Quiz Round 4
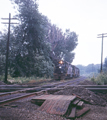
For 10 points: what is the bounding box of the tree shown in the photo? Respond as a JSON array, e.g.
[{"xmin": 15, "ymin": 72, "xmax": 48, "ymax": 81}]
[
  {"xmin": 104, "ymin": 57, "xmax": 107, "ymax": 71},
  {"xmin": 63, "ymin": 30, "xmax": 78, "ymax": 63},
  {"xmin": 76, "ymin": 64, "xmax": 100, "ymax": 76},
  {"xmin": 8, "ymin": 0, "xmax": 54, "ymax": 77},
  {"xmin": 48, "ymin": 26, "xmax": 78, "ymax": 63},
  {"xmin": 0, "ymin": 32, "xmax": 7, "ymax": 75},
  {"xmin": 0, "ymin": 0, "xmax": 78, "ymax": 78},
  {"xmin": 85, "ymin": 64, "xmax": 96, "ymax": 73}
]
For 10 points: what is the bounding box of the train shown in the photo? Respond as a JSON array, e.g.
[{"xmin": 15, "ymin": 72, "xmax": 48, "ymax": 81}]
[{"xmin": 54, "ymin": 60, "xmax": 80, "ymax": 80}]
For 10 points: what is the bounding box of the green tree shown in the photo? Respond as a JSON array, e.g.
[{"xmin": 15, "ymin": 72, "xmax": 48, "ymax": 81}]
[
  {"xmin": 8, "ymin": 0, "xmax": 53, "ymax": 77},
  {"xmin": 64, "ymin": 30, "xmax": 78, "ymax": 63},
  {"xmin": 0, "ymin": 32, "xmax": 7, "ymax": 75},
  {"xmin": 48, "ymin": 26, "xmax": 78, "ymax": 63},
  {"xmin": 0, "ymin": 0, "xmax": 78, "ymax": 78},
  {"xmin": 104, "ymin": 57, "xmax": 107, "ymax": 71}
]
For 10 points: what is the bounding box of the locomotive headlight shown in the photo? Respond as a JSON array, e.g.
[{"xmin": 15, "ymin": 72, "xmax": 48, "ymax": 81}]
[
  {"xmin": 59, "ymin": 60, "xmax": 63, "ymax": 64},
  {"xmin": 59, "ymin": 66, "xmax": 62, "ymax": 69}
]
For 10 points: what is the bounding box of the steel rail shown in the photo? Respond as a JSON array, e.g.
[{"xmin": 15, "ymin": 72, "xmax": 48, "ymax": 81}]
[
  {"xmin": 86, "ymin": 88, "xmax": 107, "ymax": 92},
  {"xmin": 64, "ymin": 85, "xmax": 107, "ymax": 88},
  {"xmin": 0, "ymin": 90, "xmax": 47, "ymax": 106},
  {"xmin": 0, "ymin": 86, "xmax": 43, "ymax": 97},
  {"xmin": 0, "ymin": 76, "xmax": 87, "ymax": 104}
]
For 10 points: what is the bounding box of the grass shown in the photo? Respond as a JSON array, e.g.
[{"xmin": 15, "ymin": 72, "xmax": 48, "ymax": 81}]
[
  {"xmin": 90, "ymin": 72, "xmax": 107, "ymax": 85},
  {"xmin": 0, "ymin": 75, "xmax": 52, "ymax": 84}
]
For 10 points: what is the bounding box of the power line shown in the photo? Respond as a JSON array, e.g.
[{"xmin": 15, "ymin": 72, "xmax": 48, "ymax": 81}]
[
  {"xmin": 1, "ymin": 13, "xmax": 18, "ymax": 83},
  {"xmin": 97, "ymin": 33, "xmax": 107, "ymax": 73}
]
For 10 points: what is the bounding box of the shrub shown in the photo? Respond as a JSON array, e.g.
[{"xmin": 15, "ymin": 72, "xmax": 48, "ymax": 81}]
[{"xmin": 92, "ymin": 72, "xmax": 107, "ymax": 85}]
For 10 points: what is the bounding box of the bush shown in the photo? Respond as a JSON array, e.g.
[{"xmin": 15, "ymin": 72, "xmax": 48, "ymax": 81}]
[
  {"xmin": 91, "ymin": 77, "xmax": 96, "ymax": 82},
  {"xmin": 92, "ymin": 72, "xmax": 107, "ymax": 85}
]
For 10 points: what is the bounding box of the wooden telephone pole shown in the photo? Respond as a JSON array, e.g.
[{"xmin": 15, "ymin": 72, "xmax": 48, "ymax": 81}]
[
  {"xmin": 97, "ymin": 33, "xmax": 107, "ymax": 73},
  {"xmin": 1, "ymin": 13, "xmax": 18, "ymax": 83}
]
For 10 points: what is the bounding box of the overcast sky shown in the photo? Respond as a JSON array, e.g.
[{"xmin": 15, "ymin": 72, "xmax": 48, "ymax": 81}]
[{"xmin": 0, "ymin": 0, "xmax": 107, "ymax": 66}]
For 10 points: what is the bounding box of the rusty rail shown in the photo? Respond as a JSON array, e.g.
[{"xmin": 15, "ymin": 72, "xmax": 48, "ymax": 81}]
[{"xmin": 0, "ymin": 90, "xmax": 47, "ymax": 106}]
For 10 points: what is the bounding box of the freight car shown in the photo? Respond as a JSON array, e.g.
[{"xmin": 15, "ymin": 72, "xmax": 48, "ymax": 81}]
[{"xmin": 54, "ymin": 60, "xmax": 80, "ymax": 80}]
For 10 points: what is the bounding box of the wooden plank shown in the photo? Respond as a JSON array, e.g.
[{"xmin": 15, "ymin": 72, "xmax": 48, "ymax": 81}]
[
  {"xmin": 72, "ymin": 93, "xmax": 91, "ymax": 104},
  {"xmin": 32, "ymin": 95, "xmax": 76, "ymax": 106},
  {"xmin": 68, "ymin": 107, "xmax": 76, "ymax": 118},
  {"xmin": 49, "ymin": 99, "xmax": 71, "ymax": 115},
  {"xmin": 53, "ymin": 95, "xmax": 63, "ymax": 100},
  {"xmin": 49, "ymin": 99, "xmax": 62, "ymax": 114},
  {"xmin": 32, "ymin": 95, "xmax": 76, "ymax": 101},
  {"xmin": 59, "ymin": 95, "xmax": 76, "ymax": 101},
  {"xmin": 46, "ymin": 100, "xmax": 56, "ymax": 113},
  {"xmin": 58, "ymin": 100, "xmax": 69, "ymax": 115},
  {"xmin": 76, "ymin": 107, "xmax": 90, "ymax": 117},
  {"xmin": 38, "ymin": 99, "xmax": 71, "ymax": 115},
  {"xmin": 63, "ymin": 100, "xmax": 72, "ymax": 117},
  {"xmin": 72, "ymin": 99, "xmax": 80, "ymax": 105},
  {"xmin": 77, "ymin": 101, "xmax": 84, "ymax": 108},
  {"xmin": 36, "ymin": 95, "xmax": 77, "ymax": 116},
  {"xmin": 42, "ymin": 100, "xmax": 53, "ymax": 111},
  {"xmin": 47, "ymin": 95, "xmax": 58, "ymax": 99}
]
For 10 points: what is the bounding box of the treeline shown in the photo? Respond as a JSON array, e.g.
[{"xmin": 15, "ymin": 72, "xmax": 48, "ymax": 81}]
[
  {"xmin": 77, "ymin": 57, "xmax": 107, "ymax": 76},
  {"xmin": 76, "ymin": 64, "xmax": 100, "ymax": 76},
  {"xmin": 0, "ymin": 0, "xmax": 78, "ymax": 78}
]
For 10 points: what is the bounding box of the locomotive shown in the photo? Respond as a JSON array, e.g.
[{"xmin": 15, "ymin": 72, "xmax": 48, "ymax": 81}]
[{"xmin": 54, "ymin": 60, "xmax": 80, "ymax": 80}]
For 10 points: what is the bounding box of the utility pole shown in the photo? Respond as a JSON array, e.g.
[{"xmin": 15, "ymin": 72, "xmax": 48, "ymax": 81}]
[
  {"xmin": 97, "ymin": 33, "xmax": 107, "ymax": 73},
  {"xmin": 1, "ymin": 13, "xmax": 18, "ymax": 83}
]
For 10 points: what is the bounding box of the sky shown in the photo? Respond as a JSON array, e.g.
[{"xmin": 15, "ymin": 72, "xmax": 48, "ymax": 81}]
[{"xmin": 0, "ymin": 0, "xmax": 107, "ymax": 66}]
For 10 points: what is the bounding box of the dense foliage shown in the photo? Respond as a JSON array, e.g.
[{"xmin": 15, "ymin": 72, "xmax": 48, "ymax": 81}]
[
  {"xmin": 104, "ymin": 57, "xmax": 107, "ymax": 71},
  {"xmin": 0, "ymin": 32, "xmax": 7, "ymax": 75},
  {"xmin": 48, "ymin": 25, "xmax": 78, "ymax": 63},
  {"xmin": 0, "ymin": 0, "xmax": 78, "ymax": 78},
  {"xmin": 89, "ymin": 57, "xmax": 107, "ymax": 85},
  {"xmin": 92, "ymin": 72, "xmax": 107, "ymax": 85}
]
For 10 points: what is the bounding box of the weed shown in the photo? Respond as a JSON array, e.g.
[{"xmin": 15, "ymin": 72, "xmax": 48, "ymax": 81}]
[
  {"xmin": 90, "ymin": 72, "xmax": 107, "ymax": 85},
  {"xmin": 0, "ymin": 75, "xmax": 52, "ymax": 84}
]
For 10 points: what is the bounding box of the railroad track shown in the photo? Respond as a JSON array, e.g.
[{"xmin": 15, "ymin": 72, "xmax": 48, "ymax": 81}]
[
  {"xmin": 0, "ymin": 77, "xmax": 85, "ymax": 106},
  {"xmin": 0, "ymin": 90, "xmax": 47, "ymax": 106},
  {"xmin": 0, "ymin": 76, "xmax": 86, "ymax": 92},
  {"xmin": 0, "ymin": 76, "xmax": 107, "ymax": 106}
]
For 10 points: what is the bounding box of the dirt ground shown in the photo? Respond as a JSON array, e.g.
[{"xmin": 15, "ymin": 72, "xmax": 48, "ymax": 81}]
[
  {"xmin": 0, "ymin": 80, "xmax": 107, "ymax": 120},
  {"xmin": 0, "ymin": 100, "xmax": 107, "ymax": 120},
  {"xmin": 75, "ymin": 104, "xmax": 107, "ymax": 120},
  {"xmin": 0, "ymin": 98, "xmax": 68, "ymax": 120},
  {"xmin": 54, "ymin": 86, "xmax": 107, "ymax": 106},
  {"xmin": 79, "ymin": 80, "xmax": 97, "ymax": 85}
]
